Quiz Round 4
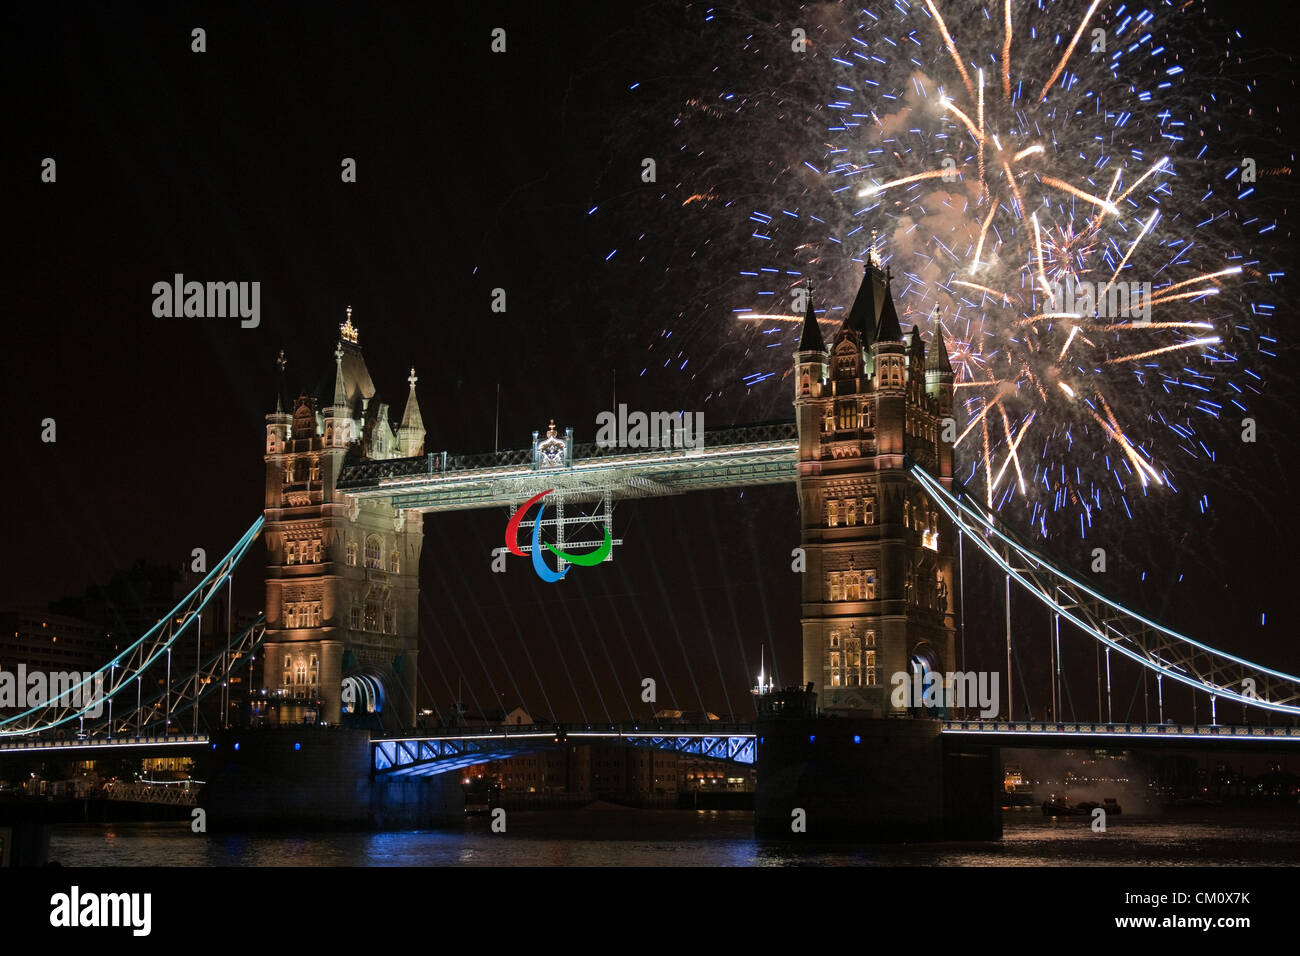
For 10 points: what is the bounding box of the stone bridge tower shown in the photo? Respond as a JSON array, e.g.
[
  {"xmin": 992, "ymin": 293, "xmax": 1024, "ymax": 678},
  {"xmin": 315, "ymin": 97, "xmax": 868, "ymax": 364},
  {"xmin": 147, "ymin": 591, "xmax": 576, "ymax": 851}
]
[
  {"xmin": 261, "ymin": 309, "xmax": 425, "ymax": 730},
  {"xmin": 793, "ymin": 252, "xmax": 957, "ymax": 715}
]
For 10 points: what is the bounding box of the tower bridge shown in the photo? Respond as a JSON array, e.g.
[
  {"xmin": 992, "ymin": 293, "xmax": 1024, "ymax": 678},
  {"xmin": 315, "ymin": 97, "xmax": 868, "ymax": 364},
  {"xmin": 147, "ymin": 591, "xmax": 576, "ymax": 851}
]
[{"xmin": 3, "ymin": 255, "xmax": 1298, "ymax": 835}]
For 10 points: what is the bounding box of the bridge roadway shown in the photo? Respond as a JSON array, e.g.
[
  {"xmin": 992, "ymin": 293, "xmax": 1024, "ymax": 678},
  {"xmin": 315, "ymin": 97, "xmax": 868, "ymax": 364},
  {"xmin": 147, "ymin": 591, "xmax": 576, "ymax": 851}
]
[
  {"xmin": 1, "ymin": 721, "xmax": 1295, "ymax": 769},
  {"xmin": 336, "ymin": 421, "xmax": 800, "ymax": 510}
]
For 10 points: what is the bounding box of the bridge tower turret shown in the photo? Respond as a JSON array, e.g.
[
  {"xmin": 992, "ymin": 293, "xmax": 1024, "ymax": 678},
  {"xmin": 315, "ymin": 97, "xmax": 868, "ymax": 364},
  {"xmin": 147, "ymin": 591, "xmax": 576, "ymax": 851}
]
[
  {"xmin": 261, "ymin": 308, "xmax": 423, "ymax": 731},
  {"xmin": 795, "ymin": 250, "xmax": 956, "ymax": 716}
]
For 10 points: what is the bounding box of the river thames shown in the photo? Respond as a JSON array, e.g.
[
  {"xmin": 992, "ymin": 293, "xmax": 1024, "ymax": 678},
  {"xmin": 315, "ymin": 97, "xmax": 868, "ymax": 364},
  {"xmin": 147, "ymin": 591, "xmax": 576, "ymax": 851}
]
[{"xmin": 46, "ymin": 808, "xmax": 1300, "ymax": 866}]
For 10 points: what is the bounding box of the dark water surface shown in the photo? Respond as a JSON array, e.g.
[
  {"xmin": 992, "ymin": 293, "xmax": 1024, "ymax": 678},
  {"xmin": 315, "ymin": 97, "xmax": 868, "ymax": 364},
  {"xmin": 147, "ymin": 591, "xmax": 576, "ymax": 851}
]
[{"xmin": 47, "ymin": 808, "xmax": 1300, "ymax": 866}]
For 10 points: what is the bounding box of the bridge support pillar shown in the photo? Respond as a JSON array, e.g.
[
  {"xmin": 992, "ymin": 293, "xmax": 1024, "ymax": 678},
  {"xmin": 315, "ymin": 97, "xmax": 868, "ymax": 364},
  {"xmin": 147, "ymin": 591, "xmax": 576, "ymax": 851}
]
[{"xmin": 755, "ymin": 714, "xmax": 1001, "ymax": 841}]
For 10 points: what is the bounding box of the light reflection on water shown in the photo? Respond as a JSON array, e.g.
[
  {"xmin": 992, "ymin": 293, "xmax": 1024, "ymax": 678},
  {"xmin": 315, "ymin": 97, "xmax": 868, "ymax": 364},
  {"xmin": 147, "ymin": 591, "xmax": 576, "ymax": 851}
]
[{"xmin": 49, "ymin": 809, "xmax": 1300, "ymax": 867}]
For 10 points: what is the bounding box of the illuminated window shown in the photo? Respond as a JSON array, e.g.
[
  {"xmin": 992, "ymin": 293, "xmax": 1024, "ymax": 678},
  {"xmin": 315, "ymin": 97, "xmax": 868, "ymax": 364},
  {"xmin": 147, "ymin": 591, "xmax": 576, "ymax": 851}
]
[
  {"xmin": 904, "ymin": 499, "xmax": 911, "ymax": 528},
  {"xmin": 312, "ymin": 539, "xmax": 323, "ymax": 563},
  {"xmin": 864, "ymin": 497, "xmax": 875, "ymax": 525},
  {"xmin": 347, "ymin": 542, "xmax": 358, "ymax": 566},
  {"xmin": 391, "ymin": 550, "xmax": 401, "ymax": 575},
  {"xmin": 829, "ymin": 651, "xmax": 842, "ymax": 687},
  {"xmin": 846, "ymin": 499, "xmax": 857, "ymax": 526},
  {"xmin": 864, "ymin": 571, "xmax": 878, "ymax": 600},
  {"xmin": 309, "ymin": 655, "xmax": 319, "ymax": 686},
  {"xmin": 365, "ymin": 535, "xmax": 383, "ymax": 570},
  {"xmin": 294, "ymin": 658, "xmax": 307, "ymax": 686},
  {"xmin": 286, "ymin": 542, "xmax": 296, "ymax": 566},
  {"xmin": 837, "ymin": 403, "xmax": 858, "ymax": 429},
  {"xmin": 309, "ymin": 459, "xmax": 320, "ymax": 482},
  {"xmin": 827, "ymin": 501, "xmax": 839, "ymax": 528},
  {"xmin": 364, "ymin": 601, "xmax": 380, "ymax": 632},
  {"xmin": 866, "ymin": 650, "xmax": 877, "ymax": 686},
  {"xmin": 844, "ymin": 634, "xmax": 861, "ymax": 686},
  {"xmin": 283, "ymin": 659, "xmax": 292, "ymax": 688},
  {"xmin": 823, "ymin": 408, "xmax": 834, "ymax": 432},
  {"xmin": 844, "ymin": 571, "xmax": 862, "ymax": 601},
  {"xmin": 828, "ymin": 573, "xmax": 842, "ymax": 602}
]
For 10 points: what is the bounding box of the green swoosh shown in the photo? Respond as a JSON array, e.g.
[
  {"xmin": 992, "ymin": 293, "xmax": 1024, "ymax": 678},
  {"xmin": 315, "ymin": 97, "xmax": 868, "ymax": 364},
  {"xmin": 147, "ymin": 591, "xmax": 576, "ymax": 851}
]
[{"xmin": 544, "ymin": 523, "xmax": 613, "ymax": 567}]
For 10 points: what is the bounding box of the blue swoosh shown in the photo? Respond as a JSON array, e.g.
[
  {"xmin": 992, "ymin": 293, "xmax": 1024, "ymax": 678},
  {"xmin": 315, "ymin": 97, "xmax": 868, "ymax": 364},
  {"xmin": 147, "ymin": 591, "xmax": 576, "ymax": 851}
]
[{"xmin": 530, "ymin": 502, "xmax": 569, "ymax": 582}]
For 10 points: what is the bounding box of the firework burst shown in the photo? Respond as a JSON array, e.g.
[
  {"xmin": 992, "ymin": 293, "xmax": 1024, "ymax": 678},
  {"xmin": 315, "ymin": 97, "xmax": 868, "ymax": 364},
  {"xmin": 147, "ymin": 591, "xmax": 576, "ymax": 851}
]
[{"xmin": 653, "ymin": 0, "xmax": 1282, "ymax": 541}]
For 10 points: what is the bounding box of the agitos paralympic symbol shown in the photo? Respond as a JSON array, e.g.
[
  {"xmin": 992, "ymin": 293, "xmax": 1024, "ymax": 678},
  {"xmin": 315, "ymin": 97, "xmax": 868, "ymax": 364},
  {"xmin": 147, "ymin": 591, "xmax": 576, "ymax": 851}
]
[{"xmin": 504, "ymin": 489, "xmax": 612, "ymax": 582}]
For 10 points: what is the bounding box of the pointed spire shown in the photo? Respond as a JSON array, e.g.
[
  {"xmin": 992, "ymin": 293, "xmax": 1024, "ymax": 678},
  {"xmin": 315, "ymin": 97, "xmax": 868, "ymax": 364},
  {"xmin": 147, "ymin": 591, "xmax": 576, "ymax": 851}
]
[
  {"xmin": 797, "ymin": 281, "xmax": 825, "ymax": 352},
  {"xmin": 846, "ymin": 263, "xmax": 879, "ymax": 347},
  {"xmin": 926, "ymin": 312, "xmax": 953, "ymax": 373},
  {"xmin": 400, "ymin": 368, "xmax": 424, "ymax": 431},
  {"xmin": 331, "ymin": 341, "xmax": 348, "ymax": 409},
  {"xmin": 874, "ymin": 269, "xmax": 903, "ymax": 343},
  {"xmin": 274, "ymin": 349, "xmax": 289, "ymax": 413}
]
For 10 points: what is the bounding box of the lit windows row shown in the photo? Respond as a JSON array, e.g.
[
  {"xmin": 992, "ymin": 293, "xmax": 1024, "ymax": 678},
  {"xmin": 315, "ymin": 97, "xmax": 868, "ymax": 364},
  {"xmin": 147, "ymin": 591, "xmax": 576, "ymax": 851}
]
[
  {"xmin": 903, "ymin": 500, "xmax": 938, "ymax": 532},
  {"xmin": 826, "ymin": 497, "xmax": 874, "ymax": 528},
  {"xmin": 284, "ymin": 459, "xmax": 321, "ymax": 484},
  {"xmin": 908, "ymin": 417, "xmax": 938, "ymax": 444},
  {"xmin": 822, "ymin": 404, "xmax": 875, "ymax": 432},
  {"xmin": 828, "ymin": 629, "xmax": 876, "ymax": 687},
  {"xmin": 282, "ymin": 654, "xmax": 320, "ymax": 691},
  {"xmin": 346, "ymin": 535, "xmax": 401, "ymax": 573},
  {"xmin": 828, "ymin": 570, "xmax": 877, "ymax": 601},
  {"xmin": 348, "ymin": 603, "xmax": 396, "ymax": 634},
  {"xmin": 286, "ymin": 539, "xmax": 323, "ymax": 565},
  {"xmin": 283, "ymin": 601, "xmax": 322, "ymax": 629}
]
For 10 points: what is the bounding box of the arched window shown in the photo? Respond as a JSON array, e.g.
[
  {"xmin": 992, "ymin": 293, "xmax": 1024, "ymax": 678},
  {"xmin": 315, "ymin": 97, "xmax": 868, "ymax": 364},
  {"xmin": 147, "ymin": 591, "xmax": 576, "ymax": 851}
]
[
  {"xmin": 309, "ymin": 655, "xmax": 319, "ymax": 687},
  {"xmin": 865, "ymin": 650, "xmax": 877, "ymax": 686},
  {"xmin": 309, "ymin": 459, "xmax": 321, "ymax": 482},
  {"xmin": 864, "ymin": 498, "xmax": 875, "ymax": 525},
  {"xmin": 282, "ymin": 658, "xmax": 292, "ymax": 688},
  {"xmin": 346, "ymin": 542, "xmax": 358, "ymax": 566},
  {"xmin": 827, "ymin": 501, "xmax": 839, "ymax": 528},
  {"xmin": 365, "ymin": 535, "xmax": 383, "ymax": 570},
  {"xmin": 312, "ymin": 539, "xmax": 323, "ymax": 563},
  {"xmin": 391, "ymin": 550, "xmax": 401, "ymax": 575},
  {"xmin": 864, "ymin": 571, "xmax": 878, "ymax": 600},
  {"xmin": 828, "ymin": 573, "xmax": 842, "ymax": 602},
  {"xmin": 286, "ymin": 542, "xmax": 297, "ymax": 566},
  {"xmin": 846, "ymin": 499, "xmax": 857, "ymax": 526},
  {"xmin": 294, "ymin": 658, "xmax": 307, "ymax": 685}
]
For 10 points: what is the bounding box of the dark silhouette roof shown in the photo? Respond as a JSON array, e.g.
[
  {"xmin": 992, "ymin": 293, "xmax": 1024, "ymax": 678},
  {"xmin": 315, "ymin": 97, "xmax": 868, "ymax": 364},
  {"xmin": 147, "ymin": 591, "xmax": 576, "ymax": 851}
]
[
  {"xmin": 797, "ymin": 286, "xmax": 825, "ymax": 352},
  {"xmin": 875, "ymin": 280, "xmax": 903, "ymax": 343},
  {"xmin": 926, "ymin": 325, "xmax": 954, "ymax": 373}
]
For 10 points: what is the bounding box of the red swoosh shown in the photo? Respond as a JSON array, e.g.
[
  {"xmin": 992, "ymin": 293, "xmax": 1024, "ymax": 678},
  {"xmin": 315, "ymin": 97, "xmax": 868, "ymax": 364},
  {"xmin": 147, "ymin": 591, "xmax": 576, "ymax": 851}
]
[{"xmin": 505, "ymin": 489, "xmax": 553, "ymax": 557}]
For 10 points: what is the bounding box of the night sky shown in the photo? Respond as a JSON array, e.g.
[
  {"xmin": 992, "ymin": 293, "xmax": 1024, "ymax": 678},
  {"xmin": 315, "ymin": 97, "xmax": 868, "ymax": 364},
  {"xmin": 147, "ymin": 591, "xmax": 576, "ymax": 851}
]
[{"xmin": 4, "ymin": 1, "xmax": 1297, "ymax": 725}]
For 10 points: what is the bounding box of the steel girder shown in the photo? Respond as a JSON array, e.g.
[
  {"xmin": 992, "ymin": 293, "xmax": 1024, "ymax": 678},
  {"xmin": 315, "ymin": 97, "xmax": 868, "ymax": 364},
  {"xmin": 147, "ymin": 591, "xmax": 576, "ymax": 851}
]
[
  {"xmin": 371, "ymin": 725, "xmax": 759, "ymax": 777},
  {"xmin": 910, "ymin": 463, "xmax": 1300, "ymax": 716},
  {"xmin": 0, "ymin": 518, "xmax": 265, "ymax": 737}
]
